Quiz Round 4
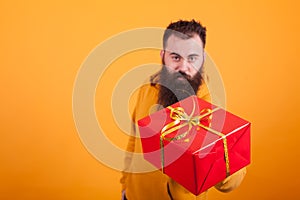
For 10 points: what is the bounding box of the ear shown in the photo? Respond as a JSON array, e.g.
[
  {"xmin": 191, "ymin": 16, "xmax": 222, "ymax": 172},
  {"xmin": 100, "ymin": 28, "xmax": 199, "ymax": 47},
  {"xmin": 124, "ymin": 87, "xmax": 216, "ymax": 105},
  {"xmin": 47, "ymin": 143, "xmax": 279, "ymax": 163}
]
[
  {"xmin": 203, "ymin": 51, "xmax": 206, "ymax": 61},
  {"xmin": 160, "ymin": 50, "xmax": 165, "ymax": 59}
]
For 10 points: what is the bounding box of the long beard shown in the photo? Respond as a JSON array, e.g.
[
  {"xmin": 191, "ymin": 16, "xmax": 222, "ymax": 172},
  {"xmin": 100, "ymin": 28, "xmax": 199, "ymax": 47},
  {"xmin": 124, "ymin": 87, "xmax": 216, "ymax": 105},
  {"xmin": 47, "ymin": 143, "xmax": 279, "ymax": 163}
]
[{"xmin": 157, "ymin": 65, "xmax": 203, "ymax": 108}]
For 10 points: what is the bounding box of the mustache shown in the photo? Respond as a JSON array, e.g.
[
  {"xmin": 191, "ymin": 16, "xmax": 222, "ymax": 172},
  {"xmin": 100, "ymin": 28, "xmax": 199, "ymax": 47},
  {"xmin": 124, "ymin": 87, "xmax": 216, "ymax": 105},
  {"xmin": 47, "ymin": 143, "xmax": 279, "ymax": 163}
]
[
  {"xmin": 179, "ymin": 71, "xmax": 190, "ymax": 78},
  {"xmin": 173, "ymin": 71, "xmax": 192, "ymax": 80}
]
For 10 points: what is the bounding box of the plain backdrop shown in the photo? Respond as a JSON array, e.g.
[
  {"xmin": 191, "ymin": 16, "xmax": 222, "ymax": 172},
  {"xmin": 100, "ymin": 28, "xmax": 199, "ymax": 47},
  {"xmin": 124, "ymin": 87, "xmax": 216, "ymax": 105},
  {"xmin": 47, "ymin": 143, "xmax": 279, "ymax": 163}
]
[{"xmin": 1, "ymin": 0, "xmax": 300, "ymax": 199}]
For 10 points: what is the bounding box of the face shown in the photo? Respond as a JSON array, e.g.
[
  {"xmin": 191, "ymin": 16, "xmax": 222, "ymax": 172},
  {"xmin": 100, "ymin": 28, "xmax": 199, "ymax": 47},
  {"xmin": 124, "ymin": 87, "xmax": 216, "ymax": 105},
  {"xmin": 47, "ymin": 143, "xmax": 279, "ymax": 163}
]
[
  {"xmin": 161, "ymin": 34, "xmax": 205, "ymax": 80},
  {"xmin": 157, "ymin": 34, "xmax": 205, "ymax": 108}
]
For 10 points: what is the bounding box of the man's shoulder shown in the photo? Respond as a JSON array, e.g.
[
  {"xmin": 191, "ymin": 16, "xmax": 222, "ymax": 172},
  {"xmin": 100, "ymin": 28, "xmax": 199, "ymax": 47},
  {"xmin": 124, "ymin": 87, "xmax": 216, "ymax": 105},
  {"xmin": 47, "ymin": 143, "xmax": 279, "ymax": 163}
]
[
  {"xmin": 197, "ymin": 82, "xmax": 211, "ymax": 102},
  {"xmin": 137, "ymin": 72, "xmax": 160, "ymax": 96},
  {"xmin": 137, "ymin": 82, "xmax": 159, "ymax": 101},
  {"xmin": 133, "ymin": 75, "xmax": 160, "ymax": 120}
]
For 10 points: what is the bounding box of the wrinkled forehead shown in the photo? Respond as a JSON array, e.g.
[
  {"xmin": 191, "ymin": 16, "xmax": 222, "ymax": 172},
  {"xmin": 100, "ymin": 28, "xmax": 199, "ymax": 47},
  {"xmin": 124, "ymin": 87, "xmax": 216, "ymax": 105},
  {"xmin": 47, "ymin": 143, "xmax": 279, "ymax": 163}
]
[{"xmin": 164, "ymin": 34, "xmax": 204, "ymax": 57}]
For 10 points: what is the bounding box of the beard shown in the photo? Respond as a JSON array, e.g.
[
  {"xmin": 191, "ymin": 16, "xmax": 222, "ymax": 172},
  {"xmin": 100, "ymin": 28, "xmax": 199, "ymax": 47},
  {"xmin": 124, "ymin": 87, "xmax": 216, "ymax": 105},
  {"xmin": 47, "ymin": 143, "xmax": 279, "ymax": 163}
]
[{"xmin": 157, "ymin": 62, "xmax": 203, "ymax": 108}]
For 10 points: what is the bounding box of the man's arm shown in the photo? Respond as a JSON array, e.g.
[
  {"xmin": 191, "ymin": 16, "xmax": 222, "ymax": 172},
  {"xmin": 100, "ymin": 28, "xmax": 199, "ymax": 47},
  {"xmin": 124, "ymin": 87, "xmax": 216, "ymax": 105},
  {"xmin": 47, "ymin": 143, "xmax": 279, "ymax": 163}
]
[
  {"xmin": 168, "ymin": 178, "xmax": 208, "ymax": 200},
  {"xmin": 120, "ymin": 109, "xmax": 137, "ymax": 191}
]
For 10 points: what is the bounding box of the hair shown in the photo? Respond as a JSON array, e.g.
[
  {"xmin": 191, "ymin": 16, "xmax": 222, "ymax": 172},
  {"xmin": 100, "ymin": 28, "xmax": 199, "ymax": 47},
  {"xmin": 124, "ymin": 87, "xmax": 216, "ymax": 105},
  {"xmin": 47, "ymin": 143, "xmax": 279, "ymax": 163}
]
[{"xmin": 163, "ymin": 19, "xmax": 207, "ymax": 49}]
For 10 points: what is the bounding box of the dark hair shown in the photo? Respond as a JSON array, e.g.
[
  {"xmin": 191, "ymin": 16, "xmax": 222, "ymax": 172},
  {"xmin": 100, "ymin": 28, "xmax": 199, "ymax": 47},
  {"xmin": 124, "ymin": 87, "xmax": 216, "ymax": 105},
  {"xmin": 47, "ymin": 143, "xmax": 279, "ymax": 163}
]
[{"xmin": 163, "ymin": 19, "xmax": 207, "ymax": 49}]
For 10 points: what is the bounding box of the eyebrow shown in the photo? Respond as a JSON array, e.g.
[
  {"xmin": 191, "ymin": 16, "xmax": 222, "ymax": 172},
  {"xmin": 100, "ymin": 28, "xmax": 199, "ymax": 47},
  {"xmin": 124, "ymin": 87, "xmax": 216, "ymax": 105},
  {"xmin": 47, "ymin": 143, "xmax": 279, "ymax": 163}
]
[
  {"xmin": 188, "ymin": 54, "xmax": 200, "ymax": 57},
  {"xmin": 169, "ymin": 52, "xmax": 181, "ymax": 57},
  {"xmin": 169, "ymin": 52, "xmax": 200, "ymax": 57}
]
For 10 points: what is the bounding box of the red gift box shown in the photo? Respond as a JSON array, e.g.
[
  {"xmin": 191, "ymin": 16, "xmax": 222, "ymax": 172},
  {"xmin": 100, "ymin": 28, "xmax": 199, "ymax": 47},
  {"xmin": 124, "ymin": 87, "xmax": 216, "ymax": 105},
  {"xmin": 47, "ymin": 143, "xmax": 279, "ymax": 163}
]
[{"xmin": 138, "ymin": 95, "xmax": 251, "ymax": 195}]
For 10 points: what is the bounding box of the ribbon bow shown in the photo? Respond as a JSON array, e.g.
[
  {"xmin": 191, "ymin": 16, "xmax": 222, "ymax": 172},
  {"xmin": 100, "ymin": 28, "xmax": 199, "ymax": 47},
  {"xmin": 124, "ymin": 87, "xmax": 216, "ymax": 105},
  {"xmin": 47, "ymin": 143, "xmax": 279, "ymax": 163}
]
[{"xmin": 160, "ymin": 103, "xmax": 230, "ymax": 177}]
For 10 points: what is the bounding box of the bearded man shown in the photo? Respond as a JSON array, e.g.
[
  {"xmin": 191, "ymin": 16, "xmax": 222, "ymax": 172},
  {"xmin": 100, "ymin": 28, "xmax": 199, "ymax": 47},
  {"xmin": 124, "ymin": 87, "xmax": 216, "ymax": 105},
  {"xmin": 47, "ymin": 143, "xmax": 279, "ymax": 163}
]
[{"xmin": 120, "ymin": 19, "xmax": 246, "ymax": 200}]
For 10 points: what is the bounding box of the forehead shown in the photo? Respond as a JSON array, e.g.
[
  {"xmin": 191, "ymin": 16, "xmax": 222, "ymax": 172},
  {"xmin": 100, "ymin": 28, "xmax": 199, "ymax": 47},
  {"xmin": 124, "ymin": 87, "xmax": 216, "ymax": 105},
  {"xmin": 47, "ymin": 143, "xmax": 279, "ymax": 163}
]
[{"xmin": 165, "ymin": 34, "xmax": 204, "ymax": 56}]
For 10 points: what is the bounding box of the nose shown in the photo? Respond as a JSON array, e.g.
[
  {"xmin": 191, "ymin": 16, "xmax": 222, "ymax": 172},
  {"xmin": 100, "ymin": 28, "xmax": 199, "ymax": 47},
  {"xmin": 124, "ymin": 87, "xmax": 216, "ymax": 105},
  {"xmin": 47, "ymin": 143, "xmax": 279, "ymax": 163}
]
[{"xmin": 178, "ymin": 59, "xmax": 189, "ymax": 72}]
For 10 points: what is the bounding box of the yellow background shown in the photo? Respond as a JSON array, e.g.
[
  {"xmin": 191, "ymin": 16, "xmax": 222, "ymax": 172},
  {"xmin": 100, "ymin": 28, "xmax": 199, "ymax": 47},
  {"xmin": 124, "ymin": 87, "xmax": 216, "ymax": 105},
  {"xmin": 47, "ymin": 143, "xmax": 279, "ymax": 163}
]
[{"xmin": 1, "ymin": 0, "xmax": 300, "ymax": 199}]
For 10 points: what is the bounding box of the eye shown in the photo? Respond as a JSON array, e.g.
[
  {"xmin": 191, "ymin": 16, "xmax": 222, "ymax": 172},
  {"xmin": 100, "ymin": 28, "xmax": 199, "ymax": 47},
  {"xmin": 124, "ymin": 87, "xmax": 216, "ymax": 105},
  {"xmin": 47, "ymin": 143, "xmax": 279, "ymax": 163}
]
[
  {"xmin": 171, "ymin": 55, "xmax": 181, "ymax": 62},
  {"xmin": 188, "ymin": 56, "xmax": 197, "ymax": 62}
]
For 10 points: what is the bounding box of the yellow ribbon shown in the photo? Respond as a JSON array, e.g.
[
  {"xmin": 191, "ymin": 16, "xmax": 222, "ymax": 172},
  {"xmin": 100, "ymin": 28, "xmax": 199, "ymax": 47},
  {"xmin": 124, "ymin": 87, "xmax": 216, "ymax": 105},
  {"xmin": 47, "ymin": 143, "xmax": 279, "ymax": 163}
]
[{"xmin": 160, "ymin": 104, "xmax": 230, "ymax": 177}]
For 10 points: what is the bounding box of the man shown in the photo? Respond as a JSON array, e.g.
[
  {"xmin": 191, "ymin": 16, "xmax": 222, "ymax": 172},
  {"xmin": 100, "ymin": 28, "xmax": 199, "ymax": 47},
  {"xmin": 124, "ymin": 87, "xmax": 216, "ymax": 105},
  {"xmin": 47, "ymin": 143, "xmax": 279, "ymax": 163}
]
[{"xmin": 120, "ymin": 19, "xmax": 246, "ymax": 200}]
